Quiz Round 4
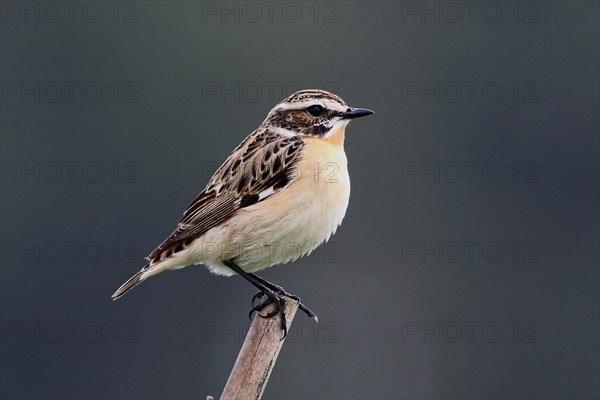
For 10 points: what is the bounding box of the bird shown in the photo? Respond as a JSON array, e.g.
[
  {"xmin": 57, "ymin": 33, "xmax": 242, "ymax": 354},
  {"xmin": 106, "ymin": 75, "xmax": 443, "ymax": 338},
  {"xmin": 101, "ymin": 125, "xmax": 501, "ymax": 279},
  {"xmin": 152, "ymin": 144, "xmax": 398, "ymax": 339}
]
[{"xmin": 111, "ymin": 89, "xmax": 373, "ymax": 335}]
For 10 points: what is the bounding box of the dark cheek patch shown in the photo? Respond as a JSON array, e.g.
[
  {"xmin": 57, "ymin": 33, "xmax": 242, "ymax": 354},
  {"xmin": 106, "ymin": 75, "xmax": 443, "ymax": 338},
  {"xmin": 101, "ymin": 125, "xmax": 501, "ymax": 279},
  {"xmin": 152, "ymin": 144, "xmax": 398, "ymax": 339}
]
[
  {"xmin": 306, "ymin": 123, "xmax": 331, "ymax": 136},
  {"xmin": 283, "ymin": 111, "xmax": 313, "ymax": 130}
]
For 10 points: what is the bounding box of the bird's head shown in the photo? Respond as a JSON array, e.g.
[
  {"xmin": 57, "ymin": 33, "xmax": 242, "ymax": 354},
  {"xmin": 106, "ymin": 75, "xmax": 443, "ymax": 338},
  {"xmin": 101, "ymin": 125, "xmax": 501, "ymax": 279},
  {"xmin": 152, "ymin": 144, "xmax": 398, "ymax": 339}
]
[{"xmin": 262, "ymin": 89, "xmax": 373, "ymax": 140}]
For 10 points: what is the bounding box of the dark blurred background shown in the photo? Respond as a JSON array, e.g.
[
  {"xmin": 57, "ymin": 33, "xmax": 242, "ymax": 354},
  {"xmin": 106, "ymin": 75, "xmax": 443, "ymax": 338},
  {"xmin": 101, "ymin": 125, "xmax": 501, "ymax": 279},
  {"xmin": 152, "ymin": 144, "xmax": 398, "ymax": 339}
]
[{"xmin": 1, "ymin": 1, "xmax": 598, "ymax": 399}]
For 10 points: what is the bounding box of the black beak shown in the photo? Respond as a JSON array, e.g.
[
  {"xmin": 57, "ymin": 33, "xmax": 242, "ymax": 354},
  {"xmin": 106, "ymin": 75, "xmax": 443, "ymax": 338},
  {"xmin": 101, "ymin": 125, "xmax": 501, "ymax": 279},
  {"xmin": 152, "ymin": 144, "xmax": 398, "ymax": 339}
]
[{"xmin": 339, "ymin": 107, "xmax": 374, "ymax": 119}]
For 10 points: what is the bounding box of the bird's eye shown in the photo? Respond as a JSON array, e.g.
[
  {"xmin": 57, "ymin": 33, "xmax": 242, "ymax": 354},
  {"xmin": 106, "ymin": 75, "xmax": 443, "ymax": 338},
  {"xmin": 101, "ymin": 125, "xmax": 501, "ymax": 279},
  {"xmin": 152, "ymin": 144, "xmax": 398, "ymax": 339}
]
[{"xmin": 306, "ymin": 105, "xmax": 324, "ymax": 117}]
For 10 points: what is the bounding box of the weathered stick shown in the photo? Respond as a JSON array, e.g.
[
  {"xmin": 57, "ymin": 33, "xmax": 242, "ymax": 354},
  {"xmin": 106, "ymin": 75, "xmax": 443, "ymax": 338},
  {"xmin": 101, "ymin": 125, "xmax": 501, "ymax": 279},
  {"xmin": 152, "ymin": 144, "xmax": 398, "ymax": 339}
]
[{"xmin": 219, "ymin": 298, "xmax": 299, "ymax": 400}]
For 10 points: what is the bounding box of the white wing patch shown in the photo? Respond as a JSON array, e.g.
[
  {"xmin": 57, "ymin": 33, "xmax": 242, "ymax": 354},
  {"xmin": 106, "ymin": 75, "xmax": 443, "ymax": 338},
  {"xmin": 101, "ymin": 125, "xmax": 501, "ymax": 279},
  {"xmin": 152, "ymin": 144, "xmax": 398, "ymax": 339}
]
[{"xmin": 258, "ymin": 186, "xmax": 275, "ymax": 201}]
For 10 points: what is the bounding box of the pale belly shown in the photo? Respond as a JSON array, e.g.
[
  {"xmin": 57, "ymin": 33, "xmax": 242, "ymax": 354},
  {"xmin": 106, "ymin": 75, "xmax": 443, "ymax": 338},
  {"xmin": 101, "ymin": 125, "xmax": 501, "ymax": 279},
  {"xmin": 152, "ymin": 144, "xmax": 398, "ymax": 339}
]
[{"xmin": 202, "ymin": 145, "xmax": 351, "ymax": 275}]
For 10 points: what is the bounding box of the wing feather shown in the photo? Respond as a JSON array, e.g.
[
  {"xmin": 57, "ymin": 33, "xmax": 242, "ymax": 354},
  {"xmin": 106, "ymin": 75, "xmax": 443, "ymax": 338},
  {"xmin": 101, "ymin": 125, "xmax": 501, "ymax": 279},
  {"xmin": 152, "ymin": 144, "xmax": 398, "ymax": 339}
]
[{"xmin": 146, "ymin": 130, "xmax": 304, "ymax": 263}]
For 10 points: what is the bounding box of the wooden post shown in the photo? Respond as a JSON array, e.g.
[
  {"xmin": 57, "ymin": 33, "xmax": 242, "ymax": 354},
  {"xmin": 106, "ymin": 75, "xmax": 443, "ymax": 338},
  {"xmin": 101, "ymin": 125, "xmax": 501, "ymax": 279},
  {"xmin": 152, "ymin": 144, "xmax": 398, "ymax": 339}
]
[{"xmin": 218, "ymin": 298, "xmax": 299, "ymax": 400}]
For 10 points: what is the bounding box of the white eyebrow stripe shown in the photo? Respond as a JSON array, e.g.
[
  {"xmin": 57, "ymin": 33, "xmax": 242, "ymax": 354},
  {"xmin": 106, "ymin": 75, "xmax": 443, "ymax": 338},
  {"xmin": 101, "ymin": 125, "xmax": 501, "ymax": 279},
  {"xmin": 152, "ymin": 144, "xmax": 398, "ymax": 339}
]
[
  {"xmin": 275, "ymin": 101, "xmax": 312, "ymax": 110},
  {"xmin": 274, "ymin": 99, "xmax": 347, "ymax": 112}
]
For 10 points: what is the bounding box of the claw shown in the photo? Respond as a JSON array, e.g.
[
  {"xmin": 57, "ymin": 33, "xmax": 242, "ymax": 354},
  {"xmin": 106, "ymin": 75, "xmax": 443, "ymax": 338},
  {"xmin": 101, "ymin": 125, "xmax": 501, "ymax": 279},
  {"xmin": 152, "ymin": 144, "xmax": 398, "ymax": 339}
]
[
  {"xmin": 248, "ymin": 295, "xmax": 270, "ymax": 319},
  {"xmin": 248, "ymin": 307, "xmax": 256, "ymax": 320},
  {"xmin": 251, "ymin": 291, "xmax": 264, "ymax": 306}
]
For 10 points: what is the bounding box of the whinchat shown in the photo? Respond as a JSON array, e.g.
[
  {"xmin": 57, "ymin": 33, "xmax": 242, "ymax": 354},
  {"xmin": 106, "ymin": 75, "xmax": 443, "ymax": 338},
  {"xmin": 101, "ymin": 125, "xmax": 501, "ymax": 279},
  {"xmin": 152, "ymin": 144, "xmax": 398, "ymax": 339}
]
[{"xmin": 112, "ymin": 89, "xmax": 373, "ymax": 333}]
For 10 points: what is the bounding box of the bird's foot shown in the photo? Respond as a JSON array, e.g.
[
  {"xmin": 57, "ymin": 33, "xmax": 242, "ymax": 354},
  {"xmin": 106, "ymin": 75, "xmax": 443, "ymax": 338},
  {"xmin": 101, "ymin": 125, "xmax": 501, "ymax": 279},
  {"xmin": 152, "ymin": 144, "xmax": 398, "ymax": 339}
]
[
  {"xmin": 252, "ymin": 288, "xmax": 318, "ymax": 324},
  {"xmin": 249, "ymin": 290, "xmax": 289, "ymax": 338}
]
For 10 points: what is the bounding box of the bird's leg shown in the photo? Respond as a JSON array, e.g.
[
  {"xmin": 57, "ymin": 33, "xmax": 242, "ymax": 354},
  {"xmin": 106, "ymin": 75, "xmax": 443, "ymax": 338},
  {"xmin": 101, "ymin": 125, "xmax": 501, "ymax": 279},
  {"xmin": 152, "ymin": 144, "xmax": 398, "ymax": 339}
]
[
  {"xmin": 249, "ymin": 273, "xmax": 318, "ymax": 323},
  {"xmin": 223, "ymin": 259, "xmax": 289, "ymax": 337}
]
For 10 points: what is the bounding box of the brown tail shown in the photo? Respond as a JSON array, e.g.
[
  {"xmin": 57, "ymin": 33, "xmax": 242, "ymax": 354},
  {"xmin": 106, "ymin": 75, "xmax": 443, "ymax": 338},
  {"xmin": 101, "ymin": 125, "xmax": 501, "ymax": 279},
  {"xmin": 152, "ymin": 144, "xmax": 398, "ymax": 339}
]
[{"xmin": 111, "ymin": 266, "xmax": 148, "ymax": 300}]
